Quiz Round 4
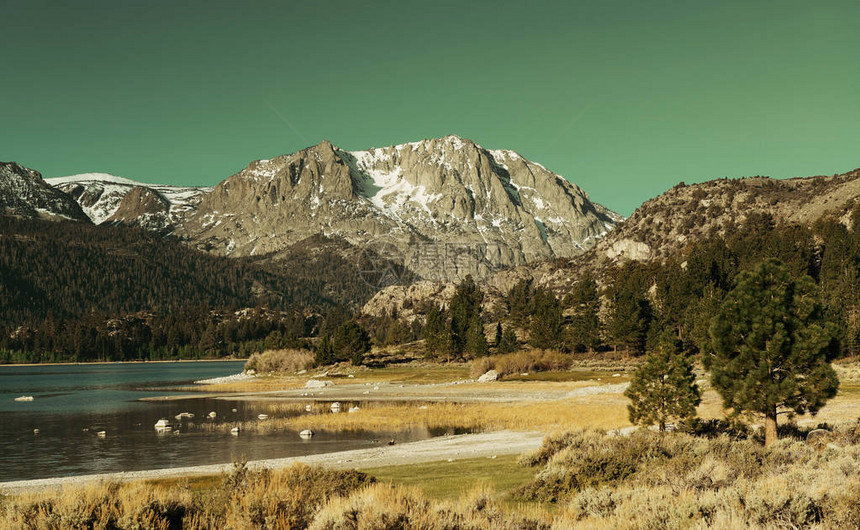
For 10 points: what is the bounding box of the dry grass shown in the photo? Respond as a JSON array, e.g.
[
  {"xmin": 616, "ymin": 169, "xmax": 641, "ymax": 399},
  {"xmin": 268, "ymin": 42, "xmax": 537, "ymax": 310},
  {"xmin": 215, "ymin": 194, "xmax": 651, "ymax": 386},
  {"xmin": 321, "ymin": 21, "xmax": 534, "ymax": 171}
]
[
  {"xmin": 244, "ymin": 349, "xmax": 314, "ymax": 374},
  {"xmin": 309, "ymin": 483, "xmax": 552, "ymax": 530},
  {"xmin": 471, "ymin": 349, "xmax": 574, "ymax": 378},
  {"xmin": 0, "ymin": 463, "xmax": 373, "ymax": 529},
  {"xmin": 202, "ymin": 394, "xmax": 632, "ymax": 435}
]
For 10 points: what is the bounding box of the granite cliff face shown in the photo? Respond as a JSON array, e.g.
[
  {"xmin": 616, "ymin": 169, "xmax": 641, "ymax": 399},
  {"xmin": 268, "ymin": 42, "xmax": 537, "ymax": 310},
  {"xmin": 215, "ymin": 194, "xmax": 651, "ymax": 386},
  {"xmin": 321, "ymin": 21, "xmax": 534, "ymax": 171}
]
[
  {"xmin": 47, "ymin": 174, "xmax": 211, "ymax": 232},
  {"xmin": 176, "ymin": 135, "xmax": 620, "ymax": 281},
  {"xmin": 0, "ymin": 162, "xmax": 89, "ymax": 221}
]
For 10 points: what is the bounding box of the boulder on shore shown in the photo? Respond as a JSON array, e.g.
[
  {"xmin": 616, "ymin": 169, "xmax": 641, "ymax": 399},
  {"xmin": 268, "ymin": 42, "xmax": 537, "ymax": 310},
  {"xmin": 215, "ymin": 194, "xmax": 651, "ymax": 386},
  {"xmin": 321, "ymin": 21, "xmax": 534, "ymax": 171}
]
[
  {"xmin": 305, "ymin": 379, "xmax": 334, "ymax": 389},
  {"xmin": 477, "ymin": 370, "xmax": 499, "ymax": 383}
]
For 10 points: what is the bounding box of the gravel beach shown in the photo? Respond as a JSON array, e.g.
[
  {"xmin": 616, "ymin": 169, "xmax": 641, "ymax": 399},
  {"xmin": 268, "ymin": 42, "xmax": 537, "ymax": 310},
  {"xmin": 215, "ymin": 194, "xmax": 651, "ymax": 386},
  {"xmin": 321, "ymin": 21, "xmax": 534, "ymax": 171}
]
[{"xmin": 0, "ymin": 430, "xmax": 543, "ymax": 495}]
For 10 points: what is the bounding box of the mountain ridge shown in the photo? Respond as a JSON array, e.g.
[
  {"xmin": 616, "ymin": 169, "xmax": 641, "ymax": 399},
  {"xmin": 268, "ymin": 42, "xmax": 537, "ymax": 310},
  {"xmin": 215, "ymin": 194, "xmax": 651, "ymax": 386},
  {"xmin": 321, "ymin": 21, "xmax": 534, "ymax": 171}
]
[{"xmin": 175, "ymin": 135, "xmax": 620, "ymax": 281}]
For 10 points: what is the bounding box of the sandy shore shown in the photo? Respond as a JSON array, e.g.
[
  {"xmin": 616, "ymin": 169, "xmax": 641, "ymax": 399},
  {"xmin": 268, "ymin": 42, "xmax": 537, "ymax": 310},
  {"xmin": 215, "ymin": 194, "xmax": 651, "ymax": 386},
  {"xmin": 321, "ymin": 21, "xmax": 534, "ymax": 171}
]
[
  {"xmin": 143, "ymin": 379, "xmax": 630, "ymax": 404},
  {"xmin": 0, "ymin": 430, "xmax": 543, "ymax": 495}
]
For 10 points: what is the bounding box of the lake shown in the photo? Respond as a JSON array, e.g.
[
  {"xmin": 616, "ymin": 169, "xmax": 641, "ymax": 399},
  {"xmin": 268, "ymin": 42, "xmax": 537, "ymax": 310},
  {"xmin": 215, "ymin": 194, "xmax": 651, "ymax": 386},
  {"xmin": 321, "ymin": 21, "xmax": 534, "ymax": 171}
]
[{"xmin": 0, "ymin": 362, "xmax": 431, "ymax": 482}]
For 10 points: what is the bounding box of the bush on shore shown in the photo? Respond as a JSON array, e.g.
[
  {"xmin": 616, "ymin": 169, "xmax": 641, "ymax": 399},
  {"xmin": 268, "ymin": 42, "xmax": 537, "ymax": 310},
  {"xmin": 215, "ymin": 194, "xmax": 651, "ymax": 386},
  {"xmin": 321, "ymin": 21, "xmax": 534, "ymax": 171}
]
[
  {"xmin": 244, "ymin": 349, "xmax": 314, "ymax": 373},
  {"xmin": 471, "ymin": 349, "xmax": 572, "ymax": 378},
  {"xmin": 519, "ymin": 425, "xmax": 860, "ymax": 528},
  {"xmin": 0, "ymin": 462, "xmax": 373, "ymax": 529}
]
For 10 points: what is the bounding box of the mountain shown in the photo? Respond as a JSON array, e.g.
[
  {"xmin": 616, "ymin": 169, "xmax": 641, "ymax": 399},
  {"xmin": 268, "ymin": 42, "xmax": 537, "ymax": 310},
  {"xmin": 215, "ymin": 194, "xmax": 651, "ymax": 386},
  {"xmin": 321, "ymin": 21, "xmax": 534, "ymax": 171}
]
[
  {"xmin": 490, "ymin": 167, "xmax": 860, "ymax": 294},
  {"xmin": 0, "ymin": 162, "xmax": 89, "ymax": 221},
  {"xmin": 589, "ymin": 168, "xmax": 860, "ymax": 265},
  {"xmin": 176, "ymin": 135, "xmax": 620, "ymax": 281},
  {"xmin": 46, "ymin": 173, "xmax": 211, "ymax": 232},
  {"xmin": 362, "ymin": 166, "xmax": 860, "ymax": 321}
]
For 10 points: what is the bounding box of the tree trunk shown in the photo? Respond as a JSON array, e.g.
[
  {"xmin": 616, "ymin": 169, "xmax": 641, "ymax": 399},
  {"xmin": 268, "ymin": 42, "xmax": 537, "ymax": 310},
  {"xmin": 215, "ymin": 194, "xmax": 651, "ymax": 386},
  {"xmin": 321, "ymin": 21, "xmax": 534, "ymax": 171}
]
[{"xmin": 764, "ymin": 409, "xmax": 778, "ymax": 447}]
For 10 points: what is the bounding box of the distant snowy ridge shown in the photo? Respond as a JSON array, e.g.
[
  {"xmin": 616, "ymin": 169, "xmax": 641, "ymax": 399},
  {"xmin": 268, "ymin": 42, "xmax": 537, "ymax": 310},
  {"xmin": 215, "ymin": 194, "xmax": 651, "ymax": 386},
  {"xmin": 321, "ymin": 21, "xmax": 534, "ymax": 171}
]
[{"xmin": 48, "ymin": 173, "xmax": 212, "ymax": 228}]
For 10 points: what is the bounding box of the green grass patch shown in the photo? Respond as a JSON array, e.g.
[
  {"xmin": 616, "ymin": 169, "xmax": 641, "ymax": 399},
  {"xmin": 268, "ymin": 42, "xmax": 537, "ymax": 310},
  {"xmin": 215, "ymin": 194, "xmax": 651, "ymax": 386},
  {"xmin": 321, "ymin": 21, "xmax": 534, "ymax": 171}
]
[{"xmin": 361, "ymin": 454, "xmax": 537, "ymax": 501}]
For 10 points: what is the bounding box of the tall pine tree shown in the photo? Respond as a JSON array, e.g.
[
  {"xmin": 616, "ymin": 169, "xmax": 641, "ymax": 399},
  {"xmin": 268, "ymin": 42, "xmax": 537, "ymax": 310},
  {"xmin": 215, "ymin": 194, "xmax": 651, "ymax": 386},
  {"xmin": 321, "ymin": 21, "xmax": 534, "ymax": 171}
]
[{"xmin": 708, "ymin": 259, "xmax": 839, "ymax": 446}]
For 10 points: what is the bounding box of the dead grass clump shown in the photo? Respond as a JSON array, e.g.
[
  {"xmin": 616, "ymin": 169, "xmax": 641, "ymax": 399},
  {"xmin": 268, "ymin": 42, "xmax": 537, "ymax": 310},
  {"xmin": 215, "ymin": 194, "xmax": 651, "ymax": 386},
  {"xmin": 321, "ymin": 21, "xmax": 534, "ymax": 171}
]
[
  {"xmin": 244, "ymin": 349, "xmax": 314, "ymax": 374},
  {"xmin": 0, "ymin": 481, "xmax": 191, "ymax": 529},
  {"xmin": 471, "ymin": 350, "xmax": 573, "ymax": 378},
  {"xmin": 309, "ymin": 483, "xmax": 551, "ymax": 530},
  {"xmin": 0, "ymin": 462, "xmax": 373, "ymax": 529}
]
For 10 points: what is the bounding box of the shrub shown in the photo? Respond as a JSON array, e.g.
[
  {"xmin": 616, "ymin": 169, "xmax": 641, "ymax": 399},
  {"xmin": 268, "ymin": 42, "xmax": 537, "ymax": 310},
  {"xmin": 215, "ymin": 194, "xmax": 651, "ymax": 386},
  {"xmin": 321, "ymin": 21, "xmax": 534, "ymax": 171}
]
[
  {"xmin": 244, "ymin": 349, "xmax": 314, "ymax": 373},
  {"xmin": 470, "ymin": 349, "xmax": 572, "ymax": 378}
]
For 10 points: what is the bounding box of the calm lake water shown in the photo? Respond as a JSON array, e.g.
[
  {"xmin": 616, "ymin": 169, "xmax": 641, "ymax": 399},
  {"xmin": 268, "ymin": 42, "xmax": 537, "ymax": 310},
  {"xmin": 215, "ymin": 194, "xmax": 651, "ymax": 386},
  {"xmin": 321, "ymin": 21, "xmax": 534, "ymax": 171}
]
[{"xmin": 0, "ymin": 362, "xmax": 431, "ymax": 482}]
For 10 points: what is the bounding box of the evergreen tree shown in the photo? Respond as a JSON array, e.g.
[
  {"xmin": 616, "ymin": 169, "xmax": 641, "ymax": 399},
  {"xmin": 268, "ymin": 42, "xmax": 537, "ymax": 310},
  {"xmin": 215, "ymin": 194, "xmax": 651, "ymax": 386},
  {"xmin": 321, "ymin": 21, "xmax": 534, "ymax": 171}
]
[
  {"xmin": 497, "ymin": 326, "xmax": 519, "ymax": 354},
  {"xmin": 332, "ymin": 320, "xmax": 372, "ymax": 365},
  {"xmin": 506, "ymin": 279, "xmax": 534, "ymax": 326},
  {"xmin": 708, "ymin": 259, "xmax": 839, "ymax": 446},
  {"xmin": 564, "ymin": 275, "xmax": 602, "ymax": 352},
  {"xmin": 423, "ymin": 304, "xmax": 452, "ymax": 359},
  {"xmin": 606, "ymin": 293, "xmax": 652, "ymax": 354},
  {"xmin": 448, "ymin": 275, "xmax": 484, "ymax": 353},
  {"xmin": 314, "ymin": 335, "xmax": 334, "ymax": 366},
  {"xmin": 494, "ymin": 322, "xmax": 503, "ymax": 348},
  {"xmin": 605, "ymin": 264, "xmax": 653, "ymax": 355},
  {"xmin": 464, "ymin": 316, "xmax": 489, "ymax": 357},
  {"xmin": 625, "ymin": 330, "xmax": 701, "ymax": 431},
  {"xmin": 529, "ymin": 287, "xmax": 563, "ymax": 349}
]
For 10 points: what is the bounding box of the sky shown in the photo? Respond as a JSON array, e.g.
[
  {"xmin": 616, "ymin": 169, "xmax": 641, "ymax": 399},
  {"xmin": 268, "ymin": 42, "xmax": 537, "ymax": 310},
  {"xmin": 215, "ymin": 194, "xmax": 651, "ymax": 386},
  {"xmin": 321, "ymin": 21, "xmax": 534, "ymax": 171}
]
[{"xmin": 2, "ymin": 1, "xmax": 858, "ymax": 216}]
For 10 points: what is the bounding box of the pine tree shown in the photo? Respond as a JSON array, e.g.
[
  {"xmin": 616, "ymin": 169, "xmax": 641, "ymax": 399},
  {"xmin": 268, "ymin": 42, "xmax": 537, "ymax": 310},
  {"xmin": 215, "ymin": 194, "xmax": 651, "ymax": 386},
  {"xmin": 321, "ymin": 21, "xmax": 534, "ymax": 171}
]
[
  {"xmin": 507, "ymin": 279, "xmax": 534, "ymax": 327},
  {"xmin": 448, "ymin": 275, "xmax": 484, "ymax": 354},
  {"xmin": 314, "ymin": 335, "xmax": 334, "ymax": 366},
  {"xmin": 530, "ymin": 287, "xmax": 563, "ymax": 349},
  {"xmin": 332, "ymin": 320, "xmax": 371, "ymax": 365},
  {"xmin": 498, "ymin": 326, "xmax": 519, "ymax": 354},
  {"xmin": 564, "ymin": 275, "xmax": 601, "ymax": 352},
  {"xmin": 465, "ymin": 316, "xmax": 489, "ymax": 357},
  {"xmin": 424, "ymin": 304, "xmax": 452, "ymax": 359},
  {"xmin": 607, "ymin": 293, "xmax": 652, "ymax": 355},
  {"xmin": 625, "ymin": 330, "xmax": 701, "ymax": 431},
  {"xmin": 494, "ymin": 322, "xmax": 503, "ymax": 348},
  {"xmin": 708, "ymin": 259, "xmax": 839, "ymax": 446}
]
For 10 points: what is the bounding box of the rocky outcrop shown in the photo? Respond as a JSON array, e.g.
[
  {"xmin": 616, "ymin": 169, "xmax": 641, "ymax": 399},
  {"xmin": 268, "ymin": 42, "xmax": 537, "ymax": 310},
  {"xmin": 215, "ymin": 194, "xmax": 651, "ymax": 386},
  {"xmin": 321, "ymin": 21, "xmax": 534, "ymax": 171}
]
[
  {"xmin": 0, "ymin": 162, "xmax": 89, "ymax": 221},
  {"xmin": 588, "ymin": 168, "xmax": 860, "ymax": 266},
  {"xmin": 105, "ymin": 186, "xmax": 171, "ymax": 230},
  {"xmin": 177, "ymin": 135, "xmax": 621, "ymax": 280}
]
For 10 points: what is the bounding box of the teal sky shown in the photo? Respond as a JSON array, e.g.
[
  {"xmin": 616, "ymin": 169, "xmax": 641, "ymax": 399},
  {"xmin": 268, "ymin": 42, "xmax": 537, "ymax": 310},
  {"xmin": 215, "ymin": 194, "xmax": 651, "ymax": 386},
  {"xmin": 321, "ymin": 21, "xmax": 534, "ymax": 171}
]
[{"xmin": 2, "ymin": 1, "xmax": 858, "ymax": 216}]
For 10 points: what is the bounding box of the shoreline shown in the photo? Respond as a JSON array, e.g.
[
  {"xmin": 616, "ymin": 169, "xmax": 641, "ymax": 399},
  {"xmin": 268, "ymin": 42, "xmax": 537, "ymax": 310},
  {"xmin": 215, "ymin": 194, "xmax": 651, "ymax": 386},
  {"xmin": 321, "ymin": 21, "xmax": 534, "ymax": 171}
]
[
  {"xmin": 0, "ymin": 430, "xmax": 543, "ymax": 494},
  {"xmin": 0, "ymin": 358, "xmax": 248, "ymax": 368}
]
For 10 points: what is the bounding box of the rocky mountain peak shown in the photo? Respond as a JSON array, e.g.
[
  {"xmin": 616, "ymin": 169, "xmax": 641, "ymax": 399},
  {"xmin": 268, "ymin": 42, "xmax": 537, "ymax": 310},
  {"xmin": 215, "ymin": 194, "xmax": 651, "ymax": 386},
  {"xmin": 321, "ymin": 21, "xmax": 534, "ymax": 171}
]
[
  {"xmin": 0, "ymin": 162, "xmax": 89, "ymax": 221},
  {"xmin": 177, "ymin": 136, "xmax": 621, "ymax": 281}
]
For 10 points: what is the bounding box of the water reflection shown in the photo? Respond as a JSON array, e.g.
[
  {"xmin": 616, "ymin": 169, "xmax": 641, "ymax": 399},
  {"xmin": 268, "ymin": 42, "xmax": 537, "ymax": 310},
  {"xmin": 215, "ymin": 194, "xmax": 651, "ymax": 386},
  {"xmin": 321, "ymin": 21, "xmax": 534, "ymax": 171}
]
[{"xmin": 0, "ymin": 363, "xmax": 434, "ymax": 482}]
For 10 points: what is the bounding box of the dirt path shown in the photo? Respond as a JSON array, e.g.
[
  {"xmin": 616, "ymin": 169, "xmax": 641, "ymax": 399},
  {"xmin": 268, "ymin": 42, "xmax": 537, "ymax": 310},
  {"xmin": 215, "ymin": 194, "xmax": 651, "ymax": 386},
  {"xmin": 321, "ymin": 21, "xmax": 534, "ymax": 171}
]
[{"xmin": 0, "ymin": 430, "xmax": 544, "ymax": 494}]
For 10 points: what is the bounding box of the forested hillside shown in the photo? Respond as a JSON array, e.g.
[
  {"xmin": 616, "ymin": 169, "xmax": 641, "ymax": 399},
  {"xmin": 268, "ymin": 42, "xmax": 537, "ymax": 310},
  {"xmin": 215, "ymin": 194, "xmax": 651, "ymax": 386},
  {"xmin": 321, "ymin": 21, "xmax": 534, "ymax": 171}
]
[{"xmin": 0, "ymin": 217, "xmax": 380, "ymax": 362}]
